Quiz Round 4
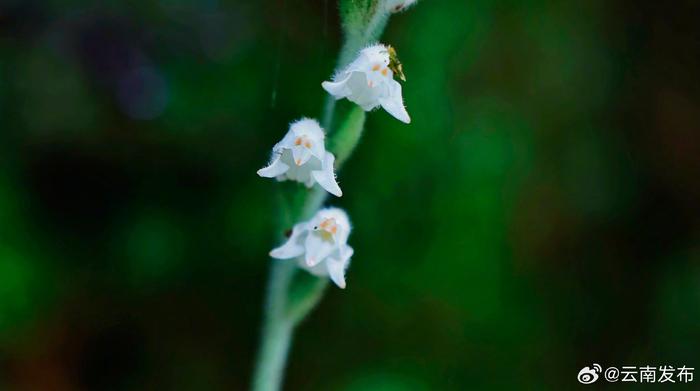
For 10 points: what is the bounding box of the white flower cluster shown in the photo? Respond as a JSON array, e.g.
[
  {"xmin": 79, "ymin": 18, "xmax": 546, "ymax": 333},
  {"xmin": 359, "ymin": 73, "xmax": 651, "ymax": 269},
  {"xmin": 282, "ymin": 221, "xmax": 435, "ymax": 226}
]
[
  {"xmin": 323, "ymin": 44, "xmax": 410, "ymax": 123},
  {"xmin": 259, "ymin": 38, "xmax": 416, "ymax": 287},
  {"xmin": 257, "ymin": 118, "xmax": 341, "ymax": 197},
  {"xmin": 270, "ymin": 208, "xmax": 353, "ymax": 289}
]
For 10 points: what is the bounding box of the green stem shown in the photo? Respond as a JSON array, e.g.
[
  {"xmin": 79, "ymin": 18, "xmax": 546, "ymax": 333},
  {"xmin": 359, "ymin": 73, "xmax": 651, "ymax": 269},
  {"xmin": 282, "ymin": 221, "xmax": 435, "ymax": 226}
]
[
  {"xmin": 251, "ymin": 188, "xmax": 329, "ymax": 391},
  {"xmin": 252, "ymin": 261, "xmax": 295, "ymax": 391},
  {"xmin": 253, "ymin": 5, "xmax": 392, "ymax": 391},
  {"xmin": 330, "ymin": 106, "xmax": 366, "ymax": 167}
]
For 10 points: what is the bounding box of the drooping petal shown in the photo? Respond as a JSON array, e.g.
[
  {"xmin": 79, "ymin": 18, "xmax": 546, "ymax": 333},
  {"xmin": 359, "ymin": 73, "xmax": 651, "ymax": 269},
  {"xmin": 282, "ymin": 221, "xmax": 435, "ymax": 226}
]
[
  {"xmin": 311, "ymin": 152, "xmax": 342, "ymax": 197},
  {"xmin": 304, "ymin": 231, "xmax": 337, "ymax": 267},
  {"xmin": 257, "ymin": 155, "xmax": 289, "ymax": 178},
  {"xmin": 322, "ymin": 73, "xmax": 353, "ymax": 99},
  {"xmin": 291, "ymin": 145, "xmax": 312, "ymax": 166},
  {"xmin": 326, "ymin": 246, "xmax": 353, "ymax": 289},
  {"xmin": 379, "ymin": 80, "xmax": 410, "ymax": 123},
  {"xmin": 269, "ymin": 223, "xmax": 308, "ymax": 259},
  {"xmin": 346, "ymin": 71, "xmax": 380, "ymax": 111}
]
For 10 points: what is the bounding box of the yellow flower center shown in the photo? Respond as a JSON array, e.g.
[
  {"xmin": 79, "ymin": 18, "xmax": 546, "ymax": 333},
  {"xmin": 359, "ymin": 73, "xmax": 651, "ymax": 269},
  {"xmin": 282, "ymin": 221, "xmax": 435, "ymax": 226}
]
[
  {"xmin": 294, "ymin": 136, "xmax": 313, "ymax": 149},
  {"xmin": 315, "ymin": 218, "xmax": 338, "ymax": 241},
  {"xmin": 372, "ymin": 63, "xmax": 390, "ymax": 77}
]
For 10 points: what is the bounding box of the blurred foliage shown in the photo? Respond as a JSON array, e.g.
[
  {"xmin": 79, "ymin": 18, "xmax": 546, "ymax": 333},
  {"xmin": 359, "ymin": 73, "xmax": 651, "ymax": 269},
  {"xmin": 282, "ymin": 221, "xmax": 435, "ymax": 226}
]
[{"xmin": 0, "ymin": 0, "xmax": 699, "ymax": 389}]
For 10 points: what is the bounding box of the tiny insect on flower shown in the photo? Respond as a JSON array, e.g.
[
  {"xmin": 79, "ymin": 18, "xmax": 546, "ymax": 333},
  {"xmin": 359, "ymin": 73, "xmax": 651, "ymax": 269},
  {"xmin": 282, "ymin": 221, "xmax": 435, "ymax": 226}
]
[
  {"xmin": 269, "ymin": 208, "xmax": 354, "ymax": 289},
  {"xmin": 387, "ymin": 45, "xmax": 406, "ymax": 82},
  {"xmin": 322, "ymin": 44, "xmax": 411, "ymax": 124},
  {"xmin": 257, "ymin": 118, "xmax": 342, "ymax": 197}
]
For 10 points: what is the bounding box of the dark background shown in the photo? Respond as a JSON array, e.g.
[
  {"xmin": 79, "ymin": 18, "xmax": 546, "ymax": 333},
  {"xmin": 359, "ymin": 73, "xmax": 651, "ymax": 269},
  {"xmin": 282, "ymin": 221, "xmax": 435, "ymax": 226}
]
[{"xmin": 0, "ymin": 0, "xmax": 699, "ymax": 389}]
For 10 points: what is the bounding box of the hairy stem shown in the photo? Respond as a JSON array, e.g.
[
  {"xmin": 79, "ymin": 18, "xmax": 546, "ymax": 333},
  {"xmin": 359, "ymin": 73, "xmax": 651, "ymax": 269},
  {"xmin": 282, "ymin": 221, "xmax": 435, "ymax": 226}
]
[
  {"xmin": 251, "ymin": 187, "xmax": 329, "ymax": 391},
  {"xmin": 253, "ymin": 4, "xmax": 391, "ymax": 391},
  {"xmin": 252, "ymin": 261, "xmax": 295, "ymax": 391}
]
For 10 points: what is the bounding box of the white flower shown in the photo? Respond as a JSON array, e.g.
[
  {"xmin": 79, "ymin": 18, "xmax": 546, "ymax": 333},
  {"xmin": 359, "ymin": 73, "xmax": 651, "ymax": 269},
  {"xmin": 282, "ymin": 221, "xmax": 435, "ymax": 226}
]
[
  {"xmin": 257, "ymin": 118, "xmax": 342, "ymax": 197},
  {"xmin": 322, "ymin": 44, "xmax": 410, "ymax": 124},
  {"xmin": 384, "ymin": 0, "xmax": 417, "ymax": 13},
  {"xmin": 270, "ymin": 208, "xmax": 354, "ymax": 289}
]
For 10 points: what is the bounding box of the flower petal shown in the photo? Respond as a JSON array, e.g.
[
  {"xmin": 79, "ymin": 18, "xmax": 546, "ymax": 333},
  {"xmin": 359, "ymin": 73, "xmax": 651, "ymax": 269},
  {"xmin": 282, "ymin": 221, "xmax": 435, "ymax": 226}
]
[
  {"xmin": 292, "ymin": 145, "xmax": 312, "ymax": 166},
  {"xmin": 309, "ymin": 139, "xmax": 325, "ymax": 161},
  {"xmin": 291, "ymin": 118, "xmax": 326, "ymax": 160},
  {"xmin": 257, "ymin": 155, "xmax": 289, "ymax": 178},
  {"xmin": 346, "ymin": 72, "xmax": 381, "ymax": 111},
  {"xmin": 327, "ymin": 246, "xmax": 353, "ymax": 289},
  {"xmin": 322, "ymin": 73, "xmax": 352, "ymax": 99},
  {"xmin": 269, "ymin": 223, "xmax": 308, "ymax": 259},
  {"xmin": 304, "ymin": 231, "xmax": 336, "ymax": 267},
  {"xmin": 379, "ymin": 80, "xmax": 410, "ymax": 123},
  {"xmin": 362, "ymin": 45, "xmax": 391, "ymax": 67},
  {"xmin": 311, "ymin": 152, "xmax": 342, "ymax": 197},
  {"xmin": 277, "ymin": 128, "xmax": 297, "ymax": 150}
]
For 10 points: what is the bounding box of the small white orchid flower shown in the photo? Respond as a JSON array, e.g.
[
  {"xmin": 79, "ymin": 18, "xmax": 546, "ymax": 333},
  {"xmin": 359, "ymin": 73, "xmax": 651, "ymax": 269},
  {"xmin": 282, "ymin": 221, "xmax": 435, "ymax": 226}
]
[
  {"xmin": 384, "ymin": 0, "xmax": 417, "ymax": 13},
  {"xmin": 257, "ymin": 118, "xmax": 342, "ymax": 197},
  {"xmin": 270, "ymin": 208, "xmax": 354, "ymax": 289},
  {"xmin": 322, "ymin": 44, "xmax": 411, "ymax": 124}
]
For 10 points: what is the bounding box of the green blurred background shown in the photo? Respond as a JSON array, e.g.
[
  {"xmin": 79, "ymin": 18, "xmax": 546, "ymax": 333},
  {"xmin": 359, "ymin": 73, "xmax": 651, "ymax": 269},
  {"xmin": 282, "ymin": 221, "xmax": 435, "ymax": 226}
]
[{"xmin": 1, "ymin": 0, "xmax": 699, "ymax": 389}]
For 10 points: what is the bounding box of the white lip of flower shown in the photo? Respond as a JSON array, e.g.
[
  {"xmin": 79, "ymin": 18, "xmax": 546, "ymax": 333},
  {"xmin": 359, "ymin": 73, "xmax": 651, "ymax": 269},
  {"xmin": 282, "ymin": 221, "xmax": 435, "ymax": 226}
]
[
  {"xmin": 269, "ymin": 208, "xmax": 353, "ymax": 289},
  {"xmin": 322, "ymin": 44, "xmax": 411, "ymax": 124},
  {"xmin": 384, "ymin": 0, "xmax": 417, "ymax": 13},
  {"xmin": 257, "ymin": 118, "xmax": 342, "ymax": 197}
]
